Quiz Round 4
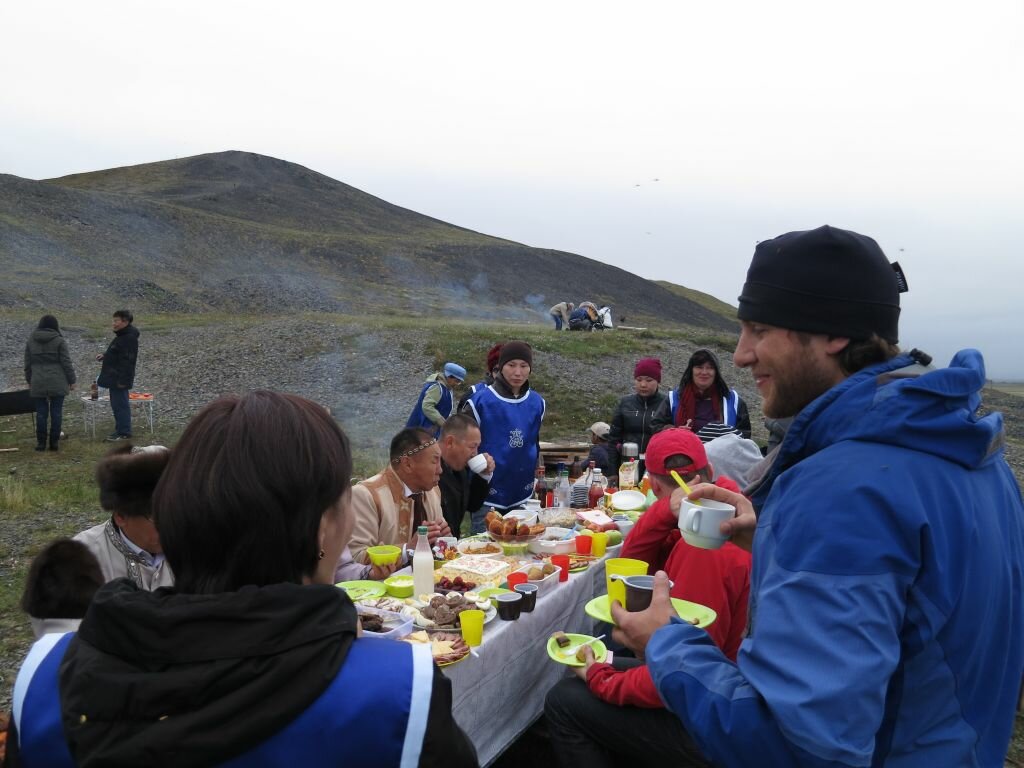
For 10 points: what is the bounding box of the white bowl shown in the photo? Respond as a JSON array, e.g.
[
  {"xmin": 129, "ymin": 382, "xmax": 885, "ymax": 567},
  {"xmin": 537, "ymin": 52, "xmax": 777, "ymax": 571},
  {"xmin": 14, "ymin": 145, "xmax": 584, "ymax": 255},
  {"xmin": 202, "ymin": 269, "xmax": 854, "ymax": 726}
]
[
  {"xmin": 456, "ymin": 538, "xmax": 505, "ymax": 558},
  {"xmin": 528, "ymin": 527, "xmax": 576, "ymax": 556},
  {"xmin": 610, "ymin": 489, "xmax": 646, "ymax": 511},
  {"xmin": 356, "ymin": 605, "xmax": 413, "ymax": 640}
]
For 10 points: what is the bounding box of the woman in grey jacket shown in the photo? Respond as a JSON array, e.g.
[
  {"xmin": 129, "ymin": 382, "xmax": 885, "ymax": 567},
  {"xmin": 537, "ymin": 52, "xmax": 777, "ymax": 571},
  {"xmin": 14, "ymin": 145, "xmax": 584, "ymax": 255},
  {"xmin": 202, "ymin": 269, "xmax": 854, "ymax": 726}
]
[{"xmin": 24, "ymin": 315, "xmax": 76, "ymax": 451}]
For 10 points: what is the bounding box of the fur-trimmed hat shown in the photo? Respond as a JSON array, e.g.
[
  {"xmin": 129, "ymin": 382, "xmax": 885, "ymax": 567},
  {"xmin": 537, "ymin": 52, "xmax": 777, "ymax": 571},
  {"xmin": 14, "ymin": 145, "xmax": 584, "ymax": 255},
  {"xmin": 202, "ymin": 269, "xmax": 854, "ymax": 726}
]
[{"xmin": 96, "ymin": 444, "xmax": 170, "ymax": 518}]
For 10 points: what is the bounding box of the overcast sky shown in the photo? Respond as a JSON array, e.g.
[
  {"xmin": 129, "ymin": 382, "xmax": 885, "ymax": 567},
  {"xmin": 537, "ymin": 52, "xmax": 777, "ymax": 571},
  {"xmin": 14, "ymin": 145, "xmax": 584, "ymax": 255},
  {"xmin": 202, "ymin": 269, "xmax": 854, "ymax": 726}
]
[{"xmin": 3, "ymin": 1, "xmax": 1022, "ymax": 378}]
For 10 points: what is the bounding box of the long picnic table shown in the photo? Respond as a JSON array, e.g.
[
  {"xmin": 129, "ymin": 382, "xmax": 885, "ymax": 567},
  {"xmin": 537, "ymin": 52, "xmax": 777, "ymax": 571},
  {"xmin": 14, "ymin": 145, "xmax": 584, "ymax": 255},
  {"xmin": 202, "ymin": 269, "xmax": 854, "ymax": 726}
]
[{"xmin": 440, "ymin": 552, "xmax": 612, "ymax": 766}]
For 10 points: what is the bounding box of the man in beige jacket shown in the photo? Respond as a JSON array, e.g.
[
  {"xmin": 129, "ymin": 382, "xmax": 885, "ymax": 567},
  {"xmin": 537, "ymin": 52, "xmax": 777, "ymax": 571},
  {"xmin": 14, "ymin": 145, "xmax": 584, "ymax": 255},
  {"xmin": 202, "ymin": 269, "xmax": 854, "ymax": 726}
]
[
  {"xmin": 74, "ymin": 444, "xmax": 175, "ymax": 590},
  {"xmin": 349, "ymin": 427, "xmax": 452, "ymax": 566}
]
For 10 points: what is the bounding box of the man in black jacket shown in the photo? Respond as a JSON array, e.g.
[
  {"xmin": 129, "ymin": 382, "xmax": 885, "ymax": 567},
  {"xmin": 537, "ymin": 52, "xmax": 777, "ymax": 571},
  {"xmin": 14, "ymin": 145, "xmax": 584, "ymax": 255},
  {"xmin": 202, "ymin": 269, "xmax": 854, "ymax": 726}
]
[
  {"xmin": 96, "ymin": 309, "xmax": 140, "ymax": 441},
  {"xmin": 438, "ymin": 414, "xmax": 494, "ymax": 536}
]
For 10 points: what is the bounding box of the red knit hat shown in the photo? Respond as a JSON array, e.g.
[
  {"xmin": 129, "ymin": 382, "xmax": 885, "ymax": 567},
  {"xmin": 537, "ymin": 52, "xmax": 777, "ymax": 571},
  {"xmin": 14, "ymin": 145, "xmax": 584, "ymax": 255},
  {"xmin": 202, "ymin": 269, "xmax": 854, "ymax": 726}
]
[
  {"xmin": 644, "ymin": 428, "xmax": 707, "ymax": 476},
  {"xmin": 486, "ymin": 344, "xmax": 503, "ymax": 373},
  {"xmin": 633, "ymin": 357, "xmax": 662, "ymax": 382}
]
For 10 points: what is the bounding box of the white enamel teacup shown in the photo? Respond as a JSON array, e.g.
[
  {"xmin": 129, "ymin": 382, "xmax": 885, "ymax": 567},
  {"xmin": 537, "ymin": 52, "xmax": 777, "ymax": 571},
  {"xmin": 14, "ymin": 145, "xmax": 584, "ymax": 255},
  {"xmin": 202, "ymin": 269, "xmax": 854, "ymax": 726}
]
[{"xmin": 678, "ymin": 497, "xmax": 735, "ymax": 549}]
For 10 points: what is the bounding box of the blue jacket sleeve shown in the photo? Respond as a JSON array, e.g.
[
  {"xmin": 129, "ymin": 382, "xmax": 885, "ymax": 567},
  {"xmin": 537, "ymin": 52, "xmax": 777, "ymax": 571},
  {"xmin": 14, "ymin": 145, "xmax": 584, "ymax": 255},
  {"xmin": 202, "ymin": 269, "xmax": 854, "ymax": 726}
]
[{"xmin": 648, "ymin": 465, "xmax": 912, "ymax": 767}]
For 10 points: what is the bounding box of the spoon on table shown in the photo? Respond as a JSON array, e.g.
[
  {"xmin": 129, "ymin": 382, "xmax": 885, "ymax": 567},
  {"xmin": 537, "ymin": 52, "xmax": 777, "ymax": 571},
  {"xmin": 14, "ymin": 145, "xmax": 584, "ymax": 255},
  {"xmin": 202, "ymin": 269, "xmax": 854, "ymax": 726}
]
[{"xmin": 561, "ymin": 634, "xmax": 606, "ymax": 658}]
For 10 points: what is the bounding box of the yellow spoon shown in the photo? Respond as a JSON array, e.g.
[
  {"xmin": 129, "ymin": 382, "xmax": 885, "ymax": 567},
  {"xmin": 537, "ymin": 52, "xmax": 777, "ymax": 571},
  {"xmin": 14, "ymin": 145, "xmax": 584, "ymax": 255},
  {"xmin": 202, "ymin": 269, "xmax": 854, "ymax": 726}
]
[{"xmin": 670, "ymin": 470, "xmax": 701, "ymax": 505}]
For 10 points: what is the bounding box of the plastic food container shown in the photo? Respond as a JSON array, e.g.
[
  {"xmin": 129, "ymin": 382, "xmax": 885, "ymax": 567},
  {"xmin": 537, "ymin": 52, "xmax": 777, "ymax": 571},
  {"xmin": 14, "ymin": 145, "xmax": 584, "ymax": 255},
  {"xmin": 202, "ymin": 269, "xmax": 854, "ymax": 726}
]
[
  {"xmin": 528, "ymin": 527, "xmax": 576, "ymax": 556},
  {"xmin": 356, "ymin": 605, "xmax": 412, "ymax": 640},
  {"xmin": 509, "ymin": 563, "xmax": 561, "ymax": 597},
  {"xmin": 384, "ymin": 574, "xmax": 415, "ymax": 598}
]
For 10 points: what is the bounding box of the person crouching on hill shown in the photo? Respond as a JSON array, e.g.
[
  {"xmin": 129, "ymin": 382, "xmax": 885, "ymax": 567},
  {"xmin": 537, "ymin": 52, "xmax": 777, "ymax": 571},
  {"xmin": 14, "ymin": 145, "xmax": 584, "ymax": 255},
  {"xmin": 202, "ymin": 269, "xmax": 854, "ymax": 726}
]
[{"xmin": 465, "ymin": 341, "xmax": 545, "ymax": 511}]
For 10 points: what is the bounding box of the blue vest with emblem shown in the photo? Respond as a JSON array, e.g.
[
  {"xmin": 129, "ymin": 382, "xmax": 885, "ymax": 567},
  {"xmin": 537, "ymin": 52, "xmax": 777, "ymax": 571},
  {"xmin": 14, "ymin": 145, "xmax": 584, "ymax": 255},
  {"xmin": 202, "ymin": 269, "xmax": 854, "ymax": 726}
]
[
  {"xmin": 406, "ymin": 378, "xmax": 453, "ymax": 436},
  {"xmin": 466, "ymin": 385, "xmax": 545, "ymax": 509},
  {"xmin": 667, "ymin": 387, "xmax": 740, "ymax": 427},
  {"xmin": 13, "ymin": 634, "xmax": 434, "ymax": 767}
]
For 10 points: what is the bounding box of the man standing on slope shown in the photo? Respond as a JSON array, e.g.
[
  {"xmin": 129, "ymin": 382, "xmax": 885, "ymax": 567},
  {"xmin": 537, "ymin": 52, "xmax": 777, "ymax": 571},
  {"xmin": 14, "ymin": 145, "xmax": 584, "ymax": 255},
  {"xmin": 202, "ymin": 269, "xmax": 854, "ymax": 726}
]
[
  {"xmin": 96, "ymin": 309, "xmax": 140, "ymax": 441},
  {"xmin": 614, "ymin": 225, "xmax": 1024, "ymax": 766}
]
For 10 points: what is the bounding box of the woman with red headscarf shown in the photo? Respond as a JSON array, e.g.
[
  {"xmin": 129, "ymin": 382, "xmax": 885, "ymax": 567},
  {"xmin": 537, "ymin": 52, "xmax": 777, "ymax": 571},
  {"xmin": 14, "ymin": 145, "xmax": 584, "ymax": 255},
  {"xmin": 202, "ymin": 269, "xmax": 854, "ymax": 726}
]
[{"xmin": 652, "ymin": 348, "xmax": 751, "ymax": 440}]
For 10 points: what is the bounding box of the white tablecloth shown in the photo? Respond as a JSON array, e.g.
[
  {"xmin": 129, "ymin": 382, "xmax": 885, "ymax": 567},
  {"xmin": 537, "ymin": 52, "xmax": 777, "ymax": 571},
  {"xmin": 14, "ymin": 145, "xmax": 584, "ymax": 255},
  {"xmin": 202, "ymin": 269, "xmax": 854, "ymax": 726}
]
[{"xmin": 442, "ymin": 557, "xmax": 610, "ymax": 765}]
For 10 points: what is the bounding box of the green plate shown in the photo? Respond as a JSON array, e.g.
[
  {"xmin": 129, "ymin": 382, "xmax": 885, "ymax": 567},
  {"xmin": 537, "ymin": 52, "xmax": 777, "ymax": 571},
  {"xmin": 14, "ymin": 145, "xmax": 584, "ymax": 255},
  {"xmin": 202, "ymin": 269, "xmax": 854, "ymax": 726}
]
[
  {"xmin": 477, "ymin": 587, "xmax": 514, "ymax": 599},
  {"xmin": 546, "ymin": 633, "xmax": 608, "ymax": 667},
  {"xmin": 584, "ymin": 595, "xmax": 717, "ymax": 628},
  {"xmin": 336, "ymin": 580, "xmax": 387, "ymax": 601}
]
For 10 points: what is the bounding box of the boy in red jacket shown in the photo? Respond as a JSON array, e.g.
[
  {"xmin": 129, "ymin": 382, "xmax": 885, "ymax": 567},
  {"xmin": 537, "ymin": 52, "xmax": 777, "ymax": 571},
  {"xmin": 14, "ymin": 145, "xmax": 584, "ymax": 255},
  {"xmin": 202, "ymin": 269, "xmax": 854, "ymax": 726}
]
[{"xmin": 544, "ymin": 428, "xmax": 751, "ymax": 768}]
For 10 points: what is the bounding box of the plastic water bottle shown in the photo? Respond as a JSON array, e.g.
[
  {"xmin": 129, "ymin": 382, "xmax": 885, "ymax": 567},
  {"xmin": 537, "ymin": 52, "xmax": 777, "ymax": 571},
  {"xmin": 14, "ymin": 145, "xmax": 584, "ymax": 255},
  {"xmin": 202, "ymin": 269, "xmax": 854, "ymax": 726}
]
[
  {"xmin": 412, "ymin": 526, "xmax": 434, "ymax": 599},
  {"xmin": 555, "ymin": 470, "xmax": 571, "ymax": 509}
]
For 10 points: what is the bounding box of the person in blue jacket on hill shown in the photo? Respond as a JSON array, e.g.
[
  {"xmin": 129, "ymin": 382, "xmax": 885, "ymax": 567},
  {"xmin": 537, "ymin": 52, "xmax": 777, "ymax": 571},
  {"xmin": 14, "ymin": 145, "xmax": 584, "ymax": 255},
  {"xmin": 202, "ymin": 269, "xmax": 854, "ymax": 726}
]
[
  {"xmin": 611, "ymin": 225, "xmax": 1024, "ymax": 768},
  {"xmin": 465, "ymin": 341, "xmax": 545, "ymax": 510},
  {"xmin": 406, "ymin": 361, "xmax": 466, "ymax": 437},
  {"xmin": 10, "ymin": 391, "xmax": 475, "ymax": 768}
]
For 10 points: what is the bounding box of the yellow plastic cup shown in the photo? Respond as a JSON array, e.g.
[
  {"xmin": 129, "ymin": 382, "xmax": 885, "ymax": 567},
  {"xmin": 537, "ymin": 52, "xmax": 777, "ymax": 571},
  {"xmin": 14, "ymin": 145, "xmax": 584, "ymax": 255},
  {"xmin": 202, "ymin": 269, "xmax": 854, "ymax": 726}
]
[
  {"xmin": 591, "ymin": 531, "xmax": 609, "ymax": 558},
  {"xmin": 460, "ymin": 609, "xmax": 484, "ymax": 647},
  {"xmin": 605, "ymin": 557, "xmax": 648, "ymax": 609}
]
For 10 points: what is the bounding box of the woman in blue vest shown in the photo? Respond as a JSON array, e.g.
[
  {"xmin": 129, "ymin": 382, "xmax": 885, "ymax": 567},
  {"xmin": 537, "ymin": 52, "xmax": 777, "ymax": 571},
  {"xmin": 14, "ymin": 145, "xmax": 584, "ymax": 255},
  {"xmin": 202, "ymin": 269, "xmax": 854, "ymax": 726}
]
[
  {"xmin": 10, "ymin": 390, "xmax": 476, "ymax": 768},
  {"xmin": 407, "ymin": 362, "xmax": 466, "ymax": 437},
  {"xmin": 652, "ymin": 348, "xmax": 751, "ymax": 440},
  {"xmin": 465, "ymin": 341, "xmax": 545, "ymax": 510}
]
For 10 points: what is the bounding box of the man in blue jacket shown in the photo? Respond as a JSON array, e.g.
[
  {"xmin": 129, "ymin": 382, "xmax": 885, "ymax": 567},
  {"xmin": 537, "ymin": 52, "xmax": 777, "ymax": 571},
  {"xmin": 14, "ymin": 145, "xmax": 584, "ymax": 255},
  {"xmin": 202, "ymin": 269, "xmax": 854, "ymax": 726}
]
[
  {"xmin": 613, "ymin": 225, "xmax": 1024, "ymax": 767},
  {"xmin": 406, "ymin": 362, "xmax": 466, "ymax": 437}
]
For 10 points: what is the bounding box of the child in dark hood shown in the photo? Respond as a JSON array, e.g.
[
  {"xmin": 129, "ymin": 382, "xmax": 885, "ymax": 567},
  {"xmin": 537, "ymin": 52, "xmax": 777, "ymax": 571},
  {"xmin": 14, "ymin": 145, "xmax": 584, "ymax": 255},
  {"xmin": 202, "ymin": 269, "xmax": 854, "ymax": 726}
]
[{"xmin": 652, "ymin": 349, "xmax": 751, "ymax": 439}]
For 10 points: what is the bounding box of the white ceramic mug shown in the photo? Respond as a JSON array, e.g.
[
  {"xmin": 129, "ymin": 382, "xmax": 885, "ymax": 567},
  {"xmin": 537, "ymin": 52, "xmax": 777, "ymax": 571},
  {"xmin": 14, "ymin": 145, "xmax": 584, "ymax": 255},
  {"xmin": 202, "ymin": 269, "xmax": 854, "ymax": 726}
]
[
  {"xmin": 678, "ymin": 498, "xmax": 735, "ymax": 549},
  {"xmin": 467, "ymin": 453, "xmax": 488, "ymax": 474}
]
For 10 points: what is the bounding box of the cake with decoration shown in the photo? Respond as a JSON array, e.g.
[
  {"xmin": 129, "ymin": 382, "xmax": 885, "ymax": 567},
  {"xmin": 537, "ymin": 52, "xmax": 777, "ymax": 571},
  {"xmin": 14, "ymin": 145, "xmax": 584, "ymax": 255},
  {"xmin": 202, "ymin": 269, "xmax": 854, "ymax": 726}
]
[{"xmin": 435, "ymin": 555, "xmax": 512, "ymax": 588}]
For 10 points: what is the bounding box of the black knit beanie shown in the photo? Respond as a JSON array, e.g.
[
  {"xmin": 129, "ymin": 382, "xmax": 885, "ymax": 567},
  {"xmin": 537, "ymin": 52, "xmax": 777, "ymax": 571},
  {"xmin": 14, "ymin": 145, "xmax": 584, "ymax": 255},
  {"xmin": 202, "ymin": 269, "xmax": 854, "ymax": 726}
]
[
  {"xmin": 737, "ymin": 225, "xmax": 905, "ymax": 343},
  {"xmin": 498, "ymin": 341, "xmax": 533, "ymax": 368}
]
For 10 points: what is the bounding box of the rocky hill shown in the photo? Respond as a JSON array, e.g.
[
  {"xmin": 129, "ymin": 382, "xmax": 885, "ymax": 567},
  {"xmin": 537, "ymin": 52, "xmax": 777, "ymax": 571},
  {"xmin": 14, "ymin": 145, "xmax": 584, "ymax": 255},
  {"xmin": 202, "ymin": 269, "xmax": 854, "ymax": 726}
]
[{"xmin": 0, "ymin": 151, "xmax": 734, "ymax": 330}]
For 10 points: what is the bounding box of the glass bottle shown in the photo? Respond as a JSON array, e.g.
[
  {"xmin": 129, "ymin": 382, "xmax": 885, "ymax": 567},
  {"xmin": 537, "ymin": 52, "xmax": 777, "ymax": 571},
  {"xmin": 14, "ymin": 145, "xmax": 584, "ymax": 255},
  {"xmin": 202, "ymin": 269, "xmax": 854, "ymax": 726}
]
[
  {"xmin": 555, "ymin": 470, "xmax": 572, "ymax": 509},
  {"xmin": 412, "ymin": 526, "xmax": 434, "ymax": 599},
  {"xmin": 534, "ymin": 468, "xmax": 547, "ymax": 502},
  {"xmin": 588, "ymin": 468, "xmax": 607, "ymax": 508}
]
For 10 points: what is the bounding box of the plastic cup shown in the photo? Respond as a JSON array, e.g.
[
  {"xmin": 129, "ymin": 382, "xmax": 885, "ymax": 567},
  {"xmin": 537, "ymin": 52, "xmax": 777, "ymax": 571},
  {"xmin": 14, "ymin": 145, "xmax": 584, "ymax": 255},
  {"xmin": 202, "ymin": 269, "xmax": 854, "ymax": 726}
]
[
  {"xmin": 495, "ymin": 592, "xmax": 522, "ymax": 620},
  {"xmin": 513, "ymin": 583, "xmax": 538, "ymax": 612},
  {"xmin": 590, "ymin": 532, "xmax": 609, "ymax": 558},
  {"xmin": 507, "ymin": 571, "xmax": 529, "ymax": 589},
  {"xmin": 605, "ymin": 557, "xmax": 649, "ymax": 609},
  {"xmin": 460, "ymin": 609, "xmax": 484, "ymax": 646},
  {"xmin": 575, "ymin": 534, "xmax": 593, "ymax": 555},
  {"xmin": 551, "ymin": 554, "xmax": 570, "ymax": 582}
]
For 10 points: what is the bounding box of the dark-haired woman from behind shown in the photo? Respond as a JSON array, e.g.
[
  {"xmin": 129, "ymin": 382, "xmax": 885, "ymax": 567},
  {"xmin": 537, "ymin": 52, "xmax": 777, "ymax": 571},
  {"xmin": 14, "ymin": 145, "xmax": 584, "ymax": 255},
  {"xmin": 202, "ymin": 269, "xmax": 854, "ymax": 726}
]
[
  {"xmin": 10, "ymin": 390, "xmax": 477, "ymax": 768},
  {"xmin": 24, "ymin": 314, "xmax": 76, "ymax": 451}
]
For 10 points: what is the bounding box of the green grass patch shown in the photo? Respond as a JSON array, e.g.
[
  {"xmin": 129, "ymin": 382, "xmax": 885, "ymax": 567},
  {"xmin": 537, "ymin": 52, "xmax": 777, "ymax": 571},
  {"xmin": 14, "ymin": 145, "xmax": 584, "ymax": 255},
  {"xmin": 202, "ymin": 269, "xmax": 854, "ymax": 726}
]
[{"xmin": 992, "ymin": 382, "xmax": 1024, "ymax": 398}]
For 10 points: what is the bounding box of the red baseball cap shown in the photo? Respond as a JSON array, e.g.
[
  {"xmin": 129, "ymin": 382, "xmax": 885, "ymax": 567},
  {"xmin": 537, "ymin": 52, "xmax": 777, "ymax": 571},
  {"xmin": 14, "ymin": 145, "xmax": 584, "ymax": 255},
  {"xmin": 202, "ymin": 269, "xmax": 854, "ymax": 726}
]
[{"xmin": 644, "ymin": 428, "xmax": 707, "ymax": 476}]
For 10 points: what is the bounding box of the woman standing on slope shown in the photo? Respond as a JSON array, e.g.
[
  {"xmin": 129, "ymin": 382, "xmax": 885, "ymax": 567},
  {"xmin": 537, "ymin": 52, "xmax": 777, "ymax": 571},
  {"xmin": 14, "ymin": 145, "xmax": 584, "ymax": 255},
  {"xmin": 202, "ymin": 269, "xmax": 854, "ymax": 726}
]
[
  {"xmin": 24, "ymin": 314, "xmax": 76, "ymax": 452},
  {"xmin": 652, "ymin": 348, "xmax": 751, "ymax": 440},
  {"xmin": 465, "ymin": 341, "xmax": 545, "ymax": 511}
]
